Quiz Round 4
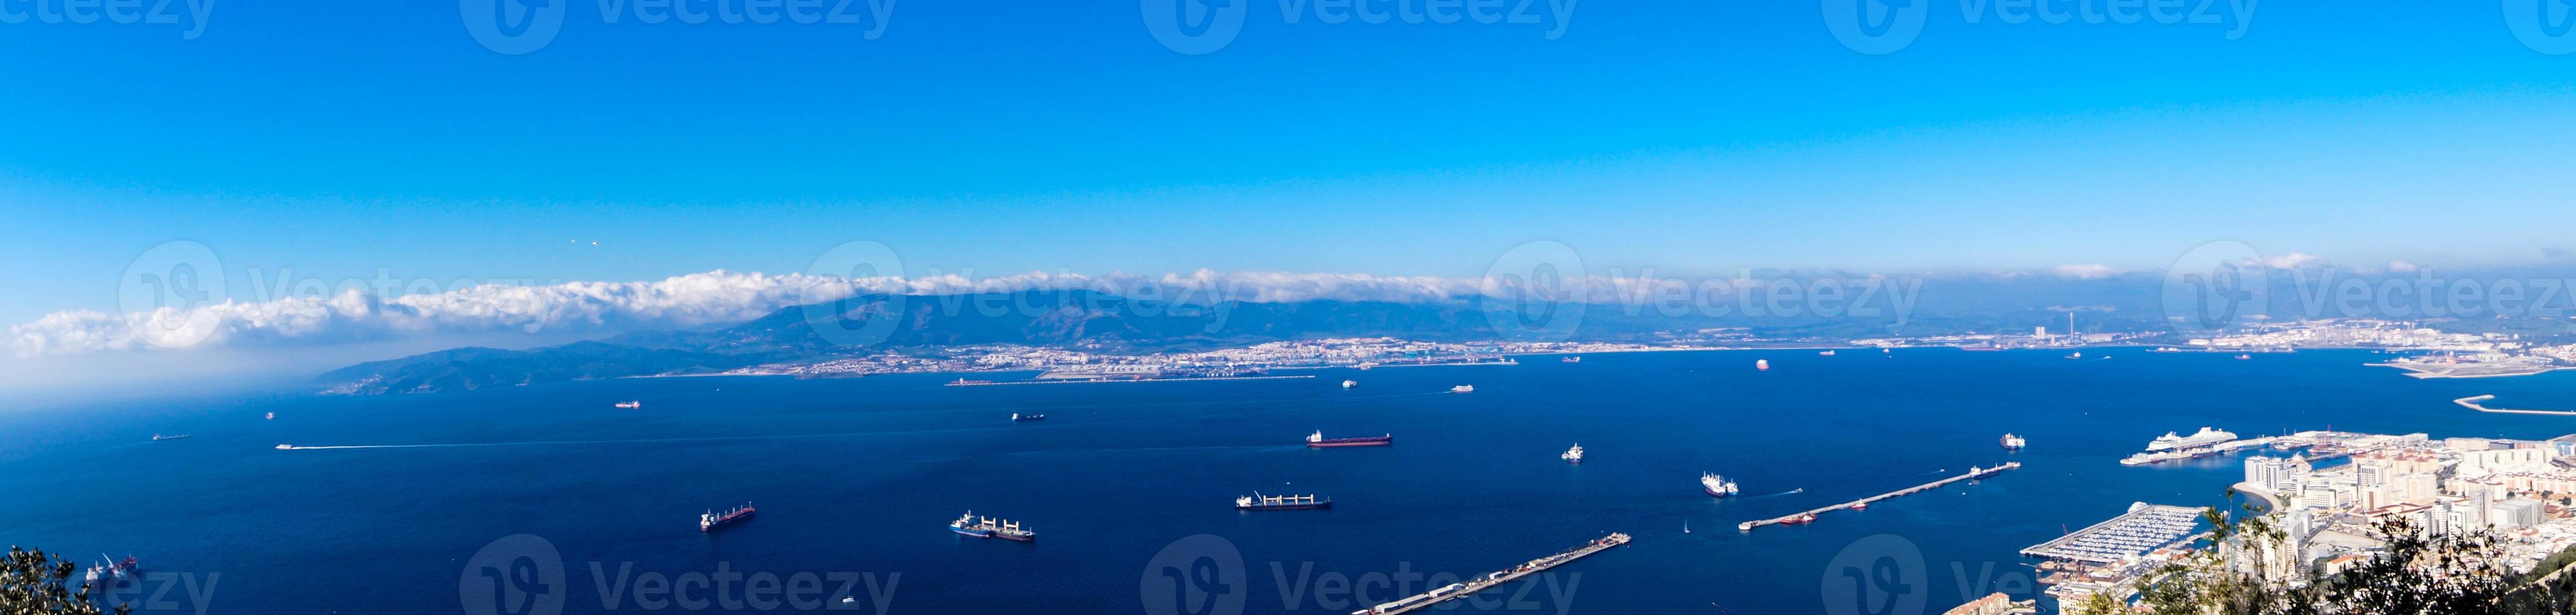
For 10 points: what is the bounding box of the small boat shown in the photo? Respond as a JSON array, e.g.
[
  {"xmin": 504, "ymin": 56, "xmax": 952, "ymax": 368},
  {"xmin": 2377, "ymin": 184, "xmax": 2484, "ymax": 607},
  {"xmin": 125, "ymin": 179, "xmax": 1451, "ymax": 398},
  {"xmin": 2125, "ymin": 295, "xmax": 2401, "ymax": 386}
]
[
  {"xmin": 1788, "ymin": 488, "xmax": 1805, "ymax": 494},
  {"xmin": 1340, "ymin": 379, "xmax": 1357, "ymax": 389},
  {"xmin": 948, "ymin": 511, "xmax": 993, "ymax": 538},
  {"xmin": 1851, "ymin": 501, "xmax": 1868, "ymax": 510},
  {"xmin": 1561, "ymin": 444, "xmax": 1584, "ymax": 464},
  {"xmin": 2235, "ymin": 354, "xmax": 2253, "ymax": 360},
  {"xmin": 2066, "ymin": 351, "xmax": 2084, "ymax": 360},
  {"xmin": 273, "ymin": 444, "xmax": 293, "ymax": 450},
  {"xmin": 2000, "ymin": 433, "xmax": 2027, "ymax": 451},
  {"xmin": 614, "ymin": 400, "xmax": 642, "ymax": 409},
  {"xmin": 1780, "ymin": 513, "xmax": 1818, "ymax": 525},
  {"xmin": 1683, "ymin": 518, "xmax": 1691, "ymax": 533},
  {"xmin": 263, "ymin": 412, "xmax": 275, "ymax": 420},
  {"xmin": 1450, "ymin": 385, "xmax": 1474, "ymax": 393},
  {"xmin": 1011, "ymin": 413, "xmax": 1046, "ymax": 422},
  {"xmin": 1561, "ymin": 356, "xmax": 1582, "ymax": 363},
  {"xmin": 1756, "ymin": 359, "xmax": 1770, "ymax": 370},
  {"xmin": 151, "ymin": 434, "xmax": 190, "ymax": 441}
]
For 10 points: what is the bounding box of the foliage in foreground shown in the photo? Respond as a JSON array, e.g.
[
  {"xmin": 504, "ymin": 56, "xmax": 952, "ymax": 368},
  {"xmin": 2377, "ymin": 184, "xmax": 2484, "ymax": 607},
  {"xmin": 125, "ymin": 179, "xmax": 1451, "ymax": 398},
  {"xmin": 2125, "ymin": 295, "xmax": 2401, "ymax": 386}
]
[
  {"xmin": 0, "ymin": 547, "xmax": 127, "ymax": 615},
  {"xmin": 2062, "ymin": 505, "xmax": 2576, "ymax": 615}
]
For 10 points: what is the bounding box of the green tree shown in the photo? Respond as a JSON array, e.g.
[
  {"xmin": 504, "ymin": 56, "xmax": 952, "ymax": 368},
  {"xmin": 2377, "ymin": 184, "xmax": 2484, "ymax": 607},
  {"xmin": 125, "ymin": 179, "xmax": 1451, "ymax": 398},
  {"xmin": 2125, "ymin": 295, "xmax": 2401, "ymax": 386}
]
[{"xmin": 1, "ymin": 547, "xmax": 129, "ymax": 614}]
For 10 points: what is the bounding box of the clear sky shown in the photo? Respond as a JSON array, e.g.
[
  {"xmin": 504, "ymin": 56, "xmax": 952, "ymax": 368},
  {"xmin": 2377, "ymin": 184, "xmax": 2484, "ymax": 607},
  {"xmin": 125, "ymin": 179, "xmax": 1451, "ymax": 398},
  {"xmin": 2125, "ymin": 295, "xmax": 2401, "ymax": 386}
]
[{"xmin": 4, "ymin": 0, "xmax": 2575, "ymax": 326}]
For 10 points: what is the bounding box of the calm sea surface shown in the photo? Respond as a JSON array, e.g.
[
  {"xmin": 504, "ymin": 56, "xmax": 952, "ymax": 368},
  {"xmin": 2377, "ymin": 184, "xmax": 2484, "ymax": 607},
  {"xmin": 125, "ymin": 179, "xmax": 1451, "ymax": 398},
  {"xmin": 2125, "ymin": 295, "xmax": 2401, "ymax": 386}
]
[{"xmin": 8, "ymin": 349, "xmax": 2575, "ymax": 614}]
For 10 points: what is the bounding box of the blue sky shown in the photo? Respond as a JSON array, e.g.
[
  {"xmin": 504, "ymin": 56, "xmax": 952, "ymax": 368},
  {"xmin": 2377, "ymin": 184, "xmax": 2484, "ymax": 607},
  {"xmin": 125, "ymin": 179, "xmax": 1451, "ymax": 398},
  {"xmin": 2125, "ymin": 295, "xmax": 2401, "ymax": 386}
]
[{"xmin": 4, "ymin": 0, "xmax": 2575, "ymax": 327}]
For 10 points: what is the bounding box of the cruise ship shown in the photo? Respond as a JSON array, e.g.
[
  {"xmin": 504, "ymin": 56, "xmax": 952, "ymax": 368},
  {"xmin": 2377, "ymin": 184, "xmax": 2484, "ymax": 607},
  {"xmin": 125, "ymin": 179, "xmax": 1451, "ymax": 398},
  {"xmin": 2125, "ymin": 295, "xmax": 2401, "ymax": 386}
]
[
  {"xmin": 1700, "ymin": 473, "xmax": 1739, "ymax": 497},
  {"xmin": 1999, "ymin": 433, "xmax": 2027, "ymax": 450},
  {"xmin": 1450, "ymin": 385, "xmax": 1475, "ymax": 393},
  {"xmin": 1561, "ymin": 444, "xmax": 1584, "ymax": 464},
  {"xmin": 1307, "ymin": 430, "xmax": 1393, "ymax": 447},
  {"xmin": 700, "ymin": 503, "xmax": 755, "ymax": 532},
  {"xmin": 2144, "ymin": 427, "xmax": 2238, "ymax": 452},
  {"xmin": 1236, "ymin": 493, "xmax": 1333, "ymax": 510}
]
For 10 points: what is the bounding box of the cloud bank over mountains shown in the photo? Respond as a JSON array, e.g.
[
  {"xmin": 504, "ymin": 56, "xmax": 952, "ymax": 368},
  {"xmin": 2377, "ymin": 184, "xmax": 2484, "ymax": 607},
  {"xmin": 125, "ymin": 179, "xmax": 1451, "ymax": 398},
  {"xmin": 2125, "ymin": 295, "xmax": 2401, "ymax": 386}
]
[
  {"xmin": 11, "ymin": 257, "xmax": 2443, "ymax": 360},
  {"xmin": 5, "ymin": 270, "xmax": 1513, "ymax": 358}
]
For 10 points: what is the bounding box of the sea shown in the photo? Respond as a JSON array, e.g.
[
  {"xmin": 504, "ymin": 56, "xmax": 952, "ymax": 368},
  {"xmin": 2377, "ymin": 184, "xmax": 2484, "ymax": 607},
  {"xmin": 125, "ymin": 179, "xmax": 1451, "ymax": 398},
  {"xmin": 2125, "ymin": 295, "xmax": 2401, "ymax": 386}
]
[{"xmin": 6, "ymin": 348, "xmax": 2575, "ymax": 615}]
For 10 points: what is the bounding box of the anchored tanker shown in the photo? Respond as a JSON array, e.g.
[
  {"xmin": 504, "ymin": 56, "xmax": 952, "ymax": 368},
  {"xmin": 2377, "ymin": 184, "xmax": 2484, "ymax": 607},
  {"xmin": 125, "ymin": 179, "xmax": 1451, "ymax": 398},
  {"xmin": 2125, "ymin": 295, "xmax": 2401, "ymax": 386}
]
[
  {"xmin": 1307, "ymin": 430, "xmax": 1393, "ymax": 447},
  {"xmin": 1236, "ymin": 493, "xmax": 1332, "ymax": 510},
  {"xmin": 700, "ymin": 503, "xmax": 755, "ymax": 532}
]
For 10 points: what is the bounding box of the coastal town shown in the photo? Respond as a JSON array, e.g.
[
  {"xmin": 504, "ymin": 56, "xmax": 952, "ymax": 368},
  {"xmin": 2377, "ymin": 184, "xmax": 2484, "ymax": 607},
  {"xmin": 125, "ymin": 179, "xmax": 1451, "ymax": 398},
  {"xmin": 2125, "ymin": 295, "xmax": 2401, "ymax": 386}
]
[{"xmin": 2015, "ymin": 427, "xmax": 2576, "ymax": 609}]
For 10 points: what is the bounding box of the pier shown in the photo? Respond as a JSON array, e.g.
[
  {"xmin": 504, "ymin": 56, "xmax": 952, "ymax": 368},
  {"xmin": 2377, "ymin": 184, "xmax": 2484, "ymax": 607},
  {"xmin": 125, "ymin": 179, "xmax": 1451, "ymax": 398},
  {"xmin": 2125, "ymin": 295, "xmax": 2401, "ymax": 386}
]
[
  {"xmin": 1352, "ymin": 533, "xmax": 1629, "ymax": 615},
  {"xmin": 2454, "ymin": 395, "xmax": 2576, "ymax": 416},
  {"xmin": 1737, "ymin": 463, "xmax": 2020, "ymax": 532}
]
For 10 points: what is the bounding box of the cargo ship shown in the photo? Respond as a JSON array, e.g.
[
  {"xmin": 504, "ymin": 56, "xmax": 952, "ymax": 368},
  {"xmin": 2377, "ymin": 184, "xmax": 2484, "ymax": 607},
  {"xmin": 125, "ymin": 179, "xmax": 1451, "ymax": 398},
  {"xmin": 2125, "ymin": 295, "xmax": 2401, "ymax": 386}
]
[
  {"xmin": 614, "ymin": 400, "xmax": 642, "ymax": 409},
  {"xmin": 1307, "ymin": 430, "xmax": 1393, "ymax": 447},
  {"xmin": 151, "ymin": 434, "xmax": 190, "ymax": 441},
  {"xmin": 945, "ymin": 378, "xmax": 994, "ymax": 386},
  {"xmin": 700, "ymin": 503, "xmax": 755, "ymax": 532},
  {"xmin": 1561, "ymin": 444, "xmax": 1584, "ymax": 464},
  {"xmin": 1012, "ymin": 413, "xmax": 1046, "ymax": 422},
  {"xmin": 1999, "ymin": 433, "xmax": 2027, "ymax": 450},
  {"xmin": 948, "ymin": 511, "xmax": 1034, "ymax": 541},
  {"xmin": 1236, "ymin": 493, "xmax": 1333, "ymax": 510},
  {"xmin": 1700, "ymin": 472, "xmax": 1739, "ymax": 497}
]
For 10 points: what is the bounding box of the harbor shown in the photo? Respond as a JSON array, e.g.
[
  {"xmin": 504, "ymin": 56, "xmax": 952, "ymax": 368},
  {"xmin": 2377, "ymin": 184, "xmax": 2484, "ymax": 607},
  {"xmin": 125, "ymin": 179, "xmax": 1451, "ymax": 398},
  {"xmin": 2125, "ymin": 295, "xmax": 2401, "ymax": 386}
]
[
  {"xmin": 1737, "ymin": 463, "xmax": 2021, "ymax": 531},
  {"xmin": 943, "ymin": 375, "xmax": 1316, "ymax": 387},
  {"xmin": 1351, "ymin": 533, "xmax": 1631, "ymax": 615}
]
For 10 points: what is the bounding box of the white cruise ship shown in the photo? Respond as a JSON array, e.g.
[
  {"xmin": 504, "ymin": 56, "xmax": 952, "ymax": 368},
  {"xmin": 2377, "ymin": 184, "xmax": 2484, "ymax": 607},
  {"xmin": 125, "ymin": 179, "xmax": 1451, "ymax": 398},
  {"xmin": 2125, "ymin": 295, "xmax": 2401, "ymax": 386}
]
[{"xmin": 2145, "ymin": 427, "xmax": 2237, "ymax": 451}]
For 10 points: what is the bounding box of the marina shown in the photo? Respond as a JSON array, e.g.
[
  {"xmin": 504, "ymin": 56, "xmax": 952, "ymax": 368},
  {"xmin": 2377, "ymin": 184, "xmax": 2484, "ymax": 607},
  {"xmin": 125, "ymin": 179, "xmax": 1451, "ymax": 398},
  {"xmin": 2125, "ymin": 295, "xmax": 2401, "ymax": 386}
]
[
  {"xmin": 2018, "ymin": 503, "xmax": 2203, "ymax": 564},
  {"xmin": 1350, "ymin": 533, "xmax": 1630, "ymax": 615},
  {"xmin": 1737, "ymin": 463, "xmax": 2020, "ymax": 532}
]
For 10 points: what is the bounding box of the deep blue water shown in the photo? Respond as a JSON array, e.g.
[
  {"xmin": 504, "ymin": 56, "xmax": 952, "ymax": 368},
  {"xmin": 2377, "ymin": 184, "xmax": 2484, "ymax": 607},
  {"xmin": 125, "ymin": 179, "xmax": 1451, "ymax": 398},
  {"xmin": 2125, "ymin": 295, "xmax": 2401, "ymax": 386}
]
[{"xmin": 8, "ymin": 349, "xmax": 2576, "ymax": 614}]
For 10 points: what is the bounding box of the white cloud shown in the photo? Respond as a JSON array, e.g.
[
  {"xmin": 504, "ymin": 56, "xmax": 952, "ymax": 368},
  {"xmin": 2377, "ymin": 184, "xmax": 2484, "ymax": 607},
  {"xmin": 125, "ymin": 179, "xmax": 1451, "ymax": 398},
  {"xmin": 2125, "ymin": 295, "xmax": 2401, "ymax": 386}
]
[
  {"xmin": 2051, "ymin": 264, "xmax": 2124, "ymax": 279},
  {"xmin": 2255, "ymin": 252, "xmax": 2330, "ymax": 269}
]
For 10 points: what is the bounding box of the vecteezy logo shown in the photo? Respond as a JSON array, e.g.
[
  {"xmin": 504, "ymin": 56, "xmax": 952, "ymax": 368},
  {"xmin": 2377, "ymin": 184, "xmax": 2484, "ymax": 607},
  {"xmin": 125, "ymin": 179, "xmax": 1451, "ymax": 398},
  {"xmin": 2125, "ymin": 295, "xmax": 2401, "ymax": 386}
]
[
  {"xmin": 461, "ymin": 0, "xmax": 567, "ymax": 55},
  {"xmin": 1141, "ymin": 0, "xmax": 1248, "ymax": 55},
  {"xmin": 1140, "ymin": 534, "xmax": 1246, "ymax": 615},
  {"xmin": 2160, "ymin": 241, "xmax": 2270, "ymax": 334},
  {"xmin": 1480, "ymin": 241, "xmax": 1587, "ymax": 343},
  {"xmin": 801, "ymin": 240, "xmax": 908, "ymax": 350},
  {"xmin": 461, "ymin": 535, "xmax": 566, "ymax": 615},
  {"xmin": 2504, "ymin": 0, "xmax": 2576, "ymax": 55},
  {"xmin": 1821, "ymin": 0, "xmax": 1928, "ymax": 55},
  {"xmin": 1822, "ymin": 534, "xmax": 1926, "ymax": 615},
  {"xmin": 117, "ymin": 241, "xmax": 226, "ymax": 350}
]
